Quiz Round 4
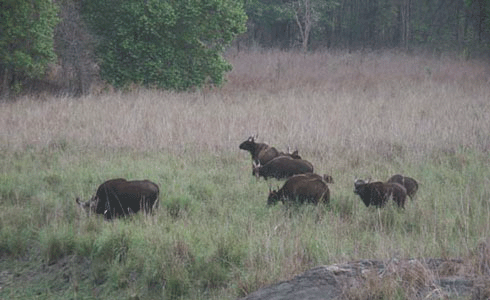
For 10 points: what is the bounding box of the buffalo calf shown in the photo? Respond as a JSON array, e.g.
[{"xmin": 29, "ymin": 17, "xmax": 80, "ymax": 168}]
[
  {"xmin": 387, "ymin": 174, "xmax": 418, "ymax": 200},
  {"xmin": 268, "ymin": 173, "xmax": 330, "ymax": 205},
  {"xmin": 76, "ymin": 178, "xmax": 159, "ymax": 219},
  {"xmin": 354, "ymin": 179, "xmax": 407, "ymax": 208}
]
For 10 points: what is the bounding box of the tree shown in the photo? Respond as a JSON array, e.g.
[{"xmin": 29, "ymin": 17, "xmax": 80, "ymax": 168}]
[
  {"xmin": 0, "ymin": 0, "xmax": 59, "ymax": 98},
  {"xmin": 291, "ymin": 0, "xmax": 338, "ymax": 52},
  {"xmin": 243, "ymin": 0, "xmax": 296, "ymax": 49},
  {"xmin": 54, "ymin": 0, "xmax": 97, "ymax": 96},
  {"xmin": 82, "ymin": 0, "xmax": 247, "ymax": 90},
  {"xmin": 465, "ymin": 0, "xmax": 490, "ymax": 43},
  {"xmin": 292, "ymin": 0, "xmax": 313, "ymax": 53}
]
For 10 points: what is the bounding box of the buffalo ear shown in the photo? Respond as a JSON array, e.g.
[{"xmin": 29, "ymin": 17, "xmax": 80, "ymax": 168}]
[
  {"xmin": 76, "ymin": 197, "xmax": 81, "ymax": 205},
  {"xmin": 323, "ymin": 174, "xmax": 334, "ymax": 184}
]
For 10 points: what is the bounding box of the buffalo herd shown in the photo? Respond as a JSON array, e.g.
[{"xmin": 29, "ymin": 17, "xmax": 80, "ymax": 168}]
[
  {"xmin": 239, "ymin": 135, "xmax": 418, "ymax": 208},
  {"xmin": 76, "ymin": 135, "xmax": 419, "ymax": 219}
]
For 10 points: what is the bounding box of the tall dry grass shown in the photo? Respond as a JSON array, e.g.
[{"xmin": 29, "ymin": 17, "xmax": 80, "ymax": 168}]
[{"xmin": 1, "ymin": 50, "xmax": 489, "ymax": 167}]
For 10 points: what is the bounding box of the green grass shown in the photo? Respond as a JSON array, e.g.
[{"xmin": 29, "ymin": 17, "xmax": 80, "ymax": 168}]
[
  {"xmin": 1, "ymin": 146, "xmax": 490, "ymax": 299},
  {"xmin": 1, "ymin": 50, "xmax": 490, "ymax": 299}
]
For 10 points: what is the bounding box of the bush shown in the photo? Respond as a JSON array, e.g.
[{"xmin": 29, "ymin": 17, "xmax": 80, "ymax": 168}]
[
  {"xmin": 0, "ymin": 0, "xmax": 59, "ymax": 96},
  {"xmin": 82, "ymin": 0, "xmax": 246, "ymax": 90}
]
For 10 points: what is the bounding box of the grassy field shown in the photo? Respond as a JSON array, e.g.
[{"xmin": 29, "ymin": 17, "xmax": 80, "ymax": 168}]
[{"xmin": 1, "ymin": 50, "xmax": 490, "ymax": 299}]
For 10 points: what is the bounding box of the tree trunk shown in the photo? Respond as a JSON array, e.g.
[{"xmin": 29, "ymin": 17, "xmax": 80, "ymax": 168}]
[
  {"xmin": 400, "ymin": 0, "xmax": 411, "ymax": 49},
  {"xmin": 1, "ymin": 68, "xmax": 11, "ymax": 100},
  {"xmin": 294, "ymin": 0, "xmax": 312, "ymax": 53}
]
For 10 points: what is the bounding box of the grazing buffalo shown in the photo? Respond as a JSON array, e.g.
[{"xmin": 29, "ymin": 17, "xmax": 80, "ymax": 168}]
[
  {"xmin": 387, "ymin": 174, "xmax": 418, "ymax": 200},
  {"xmin": 268, "ymin": 173, "xmax": 330, "ymax": 205},
  {"xmin": 253, "ymin": 156, "xmax": 314, "ymax": 180},
  {"xmin": 354, "ymin": 179, "xmax": 407, "ymax": 208},
  {"xmin": 239, "ymin": 135, "xmax": 302, "ymax": 165},
  {"xmin": 76, "ymin": 178, "xmax": 159, "ymax": 219}
]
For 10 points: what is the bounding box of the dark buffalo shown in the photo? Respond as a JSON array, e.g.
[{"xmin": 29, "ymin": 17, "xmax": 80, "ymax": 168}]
[
  {"xmin": 387, "ymin": 174, "xmax": 418, "ymax": 200},
  {"xmin": 253, "ymin": 156, "xmax": 314, "ymax": 180},
  {"xmin": 76, "ymin": 178, "xmax": 159, "ymax": 219},
  {"xmin": 239, "ymin": 135, "xmax": 302, "ymax": 165},
  {"xmin": 268, "ymin": 173, "xmax": 330, "ymax": 205},
  {"xmin": 354, "ymin": 179, "xmax": 407, "ymax": 208},
  {"xmin": 294, "ymin": 172, "xmax": 334, "ymax": 183},
  {"xmin": 239, "ymin": 135, "xmax": 281, "ymax": 165}
]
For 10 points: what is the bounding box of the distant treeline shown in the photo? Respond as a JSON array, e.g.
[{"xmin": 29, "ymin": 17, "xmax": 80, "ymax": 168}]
[
  {"xmin": 241, "ymin": 0, "xmax": 490, "ymax": 52},
  {"xmin": 1, "ymin": 0, "xmax": 489, "ymax": 97}
]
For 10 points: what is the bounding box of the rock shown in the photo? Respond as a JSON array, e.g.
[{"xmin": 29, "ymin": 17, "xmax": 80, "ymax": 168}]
[
  {"xmin": 240, "ymin": 266, "xmax": 343, "ymax": 300},
  {"xmin": 240, "ymin": 258, "xmax": 488, "ymax": 300}
]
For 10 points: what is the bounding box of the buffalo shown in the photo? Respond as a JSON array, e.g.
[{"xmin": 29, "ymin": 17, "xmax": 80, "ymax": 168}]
[
  {"xmin": 297, "ymin": 172, "xmax": 334, "ymax": 183},
  {"xmin": 253, "ymin": 156, "xmax": 314, "ymax": 180},
  {"xmin": 354, "ymin": 179, "xmax": 407, "ymax": 208},
  {"xmin": 239, "ymin": 135, "xmax": 281, "ymax": 165},
  {"xmin": 387, "ymin": 174, "xmax": 418, "ymax": 200},
  {"xmin": 239, "ymin": 135, "xmax": 302, "ymax": 165},
  {"xmin": 268, "ymin": 173, "xmax": 330, "ymax": 205},
  {"xmin": 76, "ymin": 178, "xmax": 159, "ymax": 219}
]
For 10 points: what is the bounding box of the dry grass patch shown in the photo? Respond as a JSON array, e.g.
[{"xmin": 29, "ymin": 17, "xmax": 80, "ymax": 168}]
[{"xmin": 1, "ymin": 51, "xmax": 489, "ymax": 167}]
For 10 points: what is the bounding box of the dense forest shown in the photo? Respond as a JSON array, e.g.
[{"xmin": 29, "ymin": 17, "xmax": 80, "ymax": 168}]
[
  {"xmin": 243, "ymin": 0, "xmax": 490, "ymax": 52},
  {"xmin": 0, "ymin": 0, "xmax": 489, "ymax": 97}
]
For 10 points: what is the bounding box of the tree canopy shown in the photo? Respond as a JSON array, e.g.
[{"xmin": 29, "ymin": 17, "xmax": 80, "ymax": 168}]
[
  {"xmin": 82, "ymin": 0, "xmax": 247, "ymax": 90},
  {"xmin": 0, "ymin": 0, "xmax": 59, "ymax": 97}
]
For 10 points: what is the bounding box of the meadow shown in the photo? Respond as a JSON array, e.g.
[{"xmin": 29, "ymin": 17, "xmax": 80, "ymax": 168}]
[{"xmin": 1, "ymin": 50, "xmax": 490, "ymax": 299}]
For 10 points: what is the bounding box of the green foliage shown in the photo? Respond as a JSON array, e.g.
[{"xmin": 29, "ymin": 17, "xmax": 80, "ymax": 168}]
[
  {"xmin": 245, "ymin": 0, "xmax": 295, "ymax": 24},
  {"xmin": 82, "ymin": 0, "xmax": 247, "ymax": 90},
  {"xmin": 0, "ymin": 0, "xmax": 59, "ymax": 94}
]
